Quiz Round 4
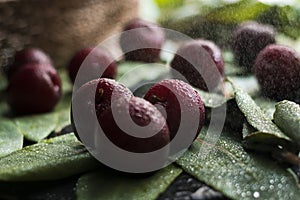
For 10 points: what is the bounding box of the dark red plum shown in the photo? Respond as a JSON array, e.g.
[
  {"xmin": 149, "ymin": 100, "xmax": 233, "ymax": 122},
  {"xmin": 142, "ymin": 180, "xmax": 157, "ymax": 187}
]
[
  {"xmin": 120, "ymin": 18, "xmax": 165, "ymax": 62},
  {"xmin": 98, "ymin": 96, "xmax": 170, "ymax": 153},
  {"xmin": 7, "ymin": 63, "xmax": 61, "ymax": 114},
  {"xmin": 231, "ymin": 21, "xmax": 276, "ymax": 71},
  {"xmin": 5, "ymin": 48, "xmax": 52, "ymax": 79},
  {"xmin": 144, "ymin": 79, "xmax": 205, "ymax": 141},
  {"xmin": 71, "ymin": 78, "xmax": 133, "ymax": 141},
  {"xmin": 170, "ymin": 39, "xmax": 224, "ymax": 91},
  {"xmin": 68, "ymin": 47, "xmax": 117, "ymax": 84},
  {"xmin": 254, "ymin": 44, "xmax": 300, "ymax": 102},
  {"xmin": 94, "ymin": 78, "xmax": 133, "ymax": 116}
]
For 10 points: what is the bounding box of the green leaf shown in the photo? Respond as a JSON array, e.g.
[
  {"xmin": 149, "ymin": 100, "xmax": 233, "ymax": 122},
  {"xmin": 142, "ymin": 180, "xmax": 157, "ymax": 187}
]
[
  {"xmin": 195, "ymin": 89, "xmax": 227, "ymax": 108},
  {"xmin": 117, "ymin": 62, "xmax": 146, "ymax": 81},
  {"xmin": 12, "ymin": 92, "xmax": 71, "ymax": 142},
  {"xmin": 242, "ymin": 121, "xmax": 297, "ymax": 153},
  {"xmin": 76, "ymin": 165, "xmax": 182, "ymax": 200},
  {"xmin": 117, "ymin": 62, "xmax": 170, "ymax": 91},
  {"xmin": 155, "ymin": 0, "xmax": 184, "ymax": 9},
  {"xmin": 233, "ymin": 85, "xmax": 288, "ymax": 140},
  {"xmin": 205, "ymin": 0, "xmax": 270, "ymax": 23},
  {"xmin": 176, "ymin": 129, "xmax": 300, "ymax": 200},
  {"xmin": 254, "ymin": 97, "xmax": 276, "ymax": 120},
  {"xmin": 274, "ymin": 100, "xmax": 300, "ymax": 148},
  {"xmin": 14, "ymin": 112, "xmax": 59, "ymax": 142},
  {"xmin": 0, "ymin": 119, "xmax": 23, "ymax": 158},
  {"xmin": 0, "ymin": 133, "xmax": 98, "ymax": 181},
  {"xmin": 53, "ymin": 93, "xmax": 72, "ymax": 133}
]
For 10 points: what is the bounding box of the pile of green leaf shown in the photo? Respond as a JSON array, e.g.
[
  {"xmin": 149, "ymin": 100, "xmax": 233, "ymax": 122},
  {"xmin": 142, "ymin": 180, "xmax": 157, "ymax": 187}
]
[{"xmin": 0, "ymin": 56, "xmax": 299, "ymax": 199}]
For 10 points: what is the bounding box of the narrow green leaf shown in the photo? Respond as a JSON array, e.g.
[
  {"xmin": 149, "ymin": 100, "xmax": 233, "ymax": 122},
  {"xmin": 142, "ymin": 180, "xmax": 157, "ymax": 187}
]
[
  {"xmin": 0, "ymin": 133, "xmax": 98, "ymax": 181},
  {"xmin": 176, "ymin": 129, "xmax": 300, "ymax": 200},
  {"xmin": 274, "ymin": 100, "xmax": 300, "ymax": 148},
  {"xmin": 0, "ymin": 119, "xmax": 23, "ymax": 158},
  {"xmin": 76, "ymin": 165, "xmax": 182, "ymax": 200}
]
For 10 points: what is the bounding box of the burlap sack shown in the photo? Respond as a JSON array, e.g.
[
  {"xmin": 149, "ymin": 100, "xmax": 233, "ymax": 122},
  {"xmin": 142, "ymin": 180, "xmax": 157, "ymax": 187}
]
[{"xmin": 0, "ymin": 0, "xmax": 139, "ymax": 68}]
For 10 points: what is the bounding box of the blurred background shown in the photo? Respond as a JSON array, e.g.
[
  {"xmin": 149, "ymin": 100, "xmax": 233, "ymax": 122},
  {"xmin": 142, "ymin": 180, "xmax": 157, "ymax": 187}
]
[{"xmin": 1, "ymin": 0, "xmax": 300, "ymax": 68}]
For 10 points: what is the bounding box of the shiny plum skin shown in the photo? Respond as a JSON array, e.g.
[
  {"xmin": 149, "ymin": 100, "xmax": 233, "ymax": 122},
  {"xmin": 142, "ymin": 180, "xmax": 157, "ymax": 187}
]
[
  {"xmin": 120, "ymin": 18, "xmax": 165, "ymax": 62},
  {"xmin": 94, "ymin": 78, "xmax": 133, "ymax": 116},
  {"xmin": 68, "ymin": 48, "xmax": 117, "ymax": 84},
  {"xmin": 231, "ymin": 21, "xmax": 276, "ymax": 71},
  {"xmin": 4, "ymin": 48, "xmax": 52, "ymax": 80},
  {"xmin": 71, "ymin": 78, "xmax": 133, "ymax": 140},
  {"xmin": 98, "ymin": 96, "xmax": 170, "ymax": 153},
  {"xmin": 170, "ymin": 39, "xmax": 224, "ymax": 91},
  {"xmin": 7, "ymin": 63, "xmax": 62, "ymax": 115},
  {"xmin": 144, "ymin": 79, "xmax": 205, "ymax": 140},
  {"xmin": 253, "ymin": 44, "xmax": 300, "ymax": 103}
]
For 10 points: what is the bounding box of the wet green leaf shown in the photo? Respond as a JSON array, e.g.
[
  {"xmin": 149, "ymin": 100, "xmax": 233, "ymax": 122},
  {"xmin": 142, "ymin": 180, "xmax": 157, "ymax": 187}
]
[
  {"xmin": 176, "ymin": 129, "xmax": 300, "ymax": 200},
  {"xmin": 274, "ymin": 100, "xmax": 300, "ymax": 148},
  {"xmin": 0, "ymin": 119, "xmax": 23, "ymax": 158},
  {"xmin": 242, "ymin": 121, "xmax": 297, "ymax": 153},
  {"xmin": 242, "ymin": 122, "xmax": 256, "ymax": 139},
  {"xmin": 76, "ymin": 165, "xmax": 182, "ymax": 200},
  {"xmin": 254, "ymin": 97, "xmax": 276, "ymax": 120},
  {"xmin": 233, "ymin": 85, "xmax": 288, "ymax": 141},
  {"xmin": 0, "ymin": 133, "xmax": 98, "ymax": 181}
]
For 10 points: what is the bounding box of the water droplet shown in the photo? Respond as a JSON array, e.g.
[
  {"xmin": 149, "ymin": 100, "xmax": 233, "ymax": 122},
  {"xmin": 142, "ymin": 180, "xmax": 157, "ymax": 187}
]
[
  {"xmin": 253, "ymin": 191, "xmax": 260, "ymax": 198},
  {"xmin": 241, "ymin": 192, "xmax": 247, "ymax": 197},
  {"xmin": 260, "ymin": 186, "xmax": 266, "ymax": 191}
]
